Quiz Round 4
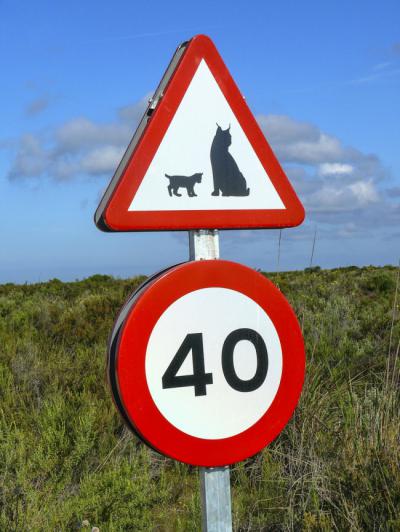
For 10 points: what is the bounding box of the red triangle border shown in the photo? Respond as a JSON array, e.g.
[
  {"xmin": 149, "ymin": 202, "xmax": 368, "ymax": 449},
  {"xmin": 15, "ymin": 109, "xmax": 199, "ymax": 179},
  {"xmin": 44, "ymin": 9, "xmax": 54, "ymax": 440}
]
[{"xmin": 96, "ymin": 35, "xmax": 305, "ymax": 232}]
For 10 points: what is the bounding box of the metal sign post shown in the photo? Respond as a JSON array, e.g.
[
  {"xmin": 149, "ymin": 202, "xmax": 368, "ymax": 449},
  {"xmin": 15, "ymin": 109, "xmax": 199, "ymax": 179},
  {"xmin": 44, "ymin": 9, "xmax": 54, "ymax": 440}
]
[
  {"xmin": 200, "ymin": 467, "xmax": 232, "ymax": 532},
  {"xmin": 189, "ymin": 229, "xmax": 233, "ymax": 532},
  {"xmin": 96, "ymin": 33, "xmax": 306, "ymax": 532}
]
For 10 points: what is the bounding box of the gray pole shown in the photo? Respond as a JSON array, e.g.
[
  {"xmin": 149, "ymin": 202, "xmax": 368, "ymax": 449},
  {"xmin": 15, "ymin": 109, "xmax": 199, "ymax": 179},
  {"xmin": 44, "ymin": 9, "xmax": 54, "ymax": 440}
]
[{"xmin": 188, "ymin": 229, "xmax": 233, "ymax": 532}]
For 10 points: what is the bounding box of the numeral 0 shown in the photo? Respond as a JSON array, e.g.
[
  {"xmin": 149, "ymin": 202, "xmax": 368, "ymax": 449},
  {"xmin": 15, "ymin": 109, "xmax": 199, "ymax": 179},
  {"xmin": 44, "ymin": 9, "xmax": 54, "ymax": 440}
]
[{"xmin": 162, "ymin": 328, "xmax": 268, "ymax": 396}]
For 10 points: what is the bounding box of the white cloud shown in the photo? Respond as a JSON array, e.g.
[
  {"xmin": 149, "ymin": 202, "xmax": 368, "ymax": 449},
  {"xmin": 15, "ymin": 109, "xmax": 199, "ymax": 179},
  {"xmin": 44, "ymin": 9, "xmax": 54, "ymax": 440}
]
[
  {"xmin": 6, "ymin": 103, "xmax": 397, "ymax": 237},
  {"xmin": 348, "ymin": 180, "xmax": 380, "ymax": 205},
  {"xmin": 255, "ymin": 114, "xmax": 390, "ymax": 222},
  {"xmin": 8, "ymin": 134, "xmax": 48, "ymax": 180},
  {"xmin": 257, "ymin": 114, "xmax": 319, "ymax": 145},
  {"xmin": 81, "ymin": 146, "xmax": 125, "ymax": 175},
  {"xmin": 7, "ymin": 97, "xmax": 147, "ymax": 181},
  {"xmin": 307, "ymin": 180, "xmax": 379, "ymax": 212},
  {"xmin": 55, "ymin": 117, "xmax": 131, "ymax": 152},
  {"xmin": 319, "ymin": 163, "xmax": 354, "ymax": 176},
  {"xmin": 283, "ymin": 133, "xmax": 345, "ymax": 164},
  {"xmin": 118, "ymin": 94, "xmax": 152, "ymax": 123},
  {"xmin": 258, "ymin": 114, "xmax": 349, "ymax": 164},
  {"xmin": 257, "ymin": 114, "xmax": 385, "ymax": 183}
]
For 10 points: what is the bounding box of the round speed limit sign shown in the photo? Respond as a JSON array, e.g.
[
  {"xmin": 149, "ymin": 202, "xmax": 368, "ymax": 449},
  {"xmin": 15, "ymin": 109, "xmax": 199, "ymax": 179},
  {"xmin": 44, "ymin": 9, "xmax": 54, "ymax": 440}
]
[{"xmin": 109, "ymin": 260, "xmax": 305, "ymax": 466}]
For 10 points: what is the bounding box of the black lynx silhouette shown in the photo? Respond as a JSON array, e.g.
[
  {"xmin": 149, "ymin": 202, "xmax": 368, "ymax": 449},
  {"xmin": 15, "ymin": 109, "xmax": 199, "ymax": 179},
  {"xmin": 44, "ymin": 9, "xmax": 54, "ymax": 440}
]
[
  {"xmin": 165, "ymin": 172, "xmax": 203, "ymax": 197},
  {"xmin": 210, "ymin": 125, "xmax": 250, "ymax": 197}
]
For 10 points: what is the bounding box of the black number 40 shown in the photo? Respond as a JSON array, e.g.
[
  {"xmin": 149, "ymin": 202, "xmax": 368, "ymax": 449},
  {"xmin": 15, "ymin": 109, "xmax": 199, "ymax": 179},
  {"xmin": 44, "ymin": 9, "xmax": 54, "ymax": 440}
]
[{"xmin": 162, "ymin": 328, "xmax": 268, "ymax": 396}]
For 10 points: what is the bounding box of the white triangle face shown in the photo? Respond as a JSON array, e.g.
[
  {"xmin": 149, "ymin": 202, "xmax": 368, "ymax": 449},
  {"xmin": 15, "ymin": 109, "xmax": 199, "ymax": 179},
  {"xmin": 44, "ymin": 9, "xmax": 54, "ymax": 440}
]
[{"xmin": 128, "ymin": 60, "xmax": 286, "ymax": 212}]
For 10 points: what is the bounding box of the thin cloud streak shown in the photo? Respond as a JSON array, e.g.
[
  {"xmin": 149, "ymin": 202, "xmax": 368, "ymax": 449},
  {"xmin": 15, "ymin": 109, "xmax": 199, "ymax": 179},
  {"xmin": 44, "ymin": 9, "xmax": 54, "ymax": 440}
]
[
  {"xmin": 347, "ymin": 67, "xmax": 400, "ymax": 86},
  {"xmin": 85, "ymin": 25, "xmax": 224, "ymax": 44},
  {"xmin": 283, "ymin": 63, "xmax": 400, "ymax": 94},
  {"xmin": 25, "ymin": 96, "xmax": 51, "ymax": 117}
]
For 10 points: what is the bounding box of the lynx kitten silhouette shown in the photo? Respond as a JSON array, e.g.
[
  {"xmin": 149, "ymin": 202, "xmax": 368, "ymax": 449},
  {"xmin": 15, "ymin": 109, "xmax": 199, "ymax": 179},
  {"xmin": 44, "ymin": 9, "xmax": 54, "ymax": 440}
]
[
  {"xmin": 210, "ymin": 125, "xmax": 250, "ymax": 197},
  {"xmin": 165, "ymin": 172, "xmax": 203, "ymax": 197}
]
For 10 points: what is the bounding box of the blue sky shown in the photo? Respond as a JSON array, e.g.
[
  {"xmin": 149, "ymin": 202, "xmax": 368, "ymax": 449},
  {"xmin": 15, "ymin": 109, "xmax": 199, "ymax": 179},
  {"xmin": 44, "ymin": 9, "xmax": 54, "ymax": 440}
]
[{"xmin": 1, "ymin": 0, "xmax": 399, "ymax": 283}]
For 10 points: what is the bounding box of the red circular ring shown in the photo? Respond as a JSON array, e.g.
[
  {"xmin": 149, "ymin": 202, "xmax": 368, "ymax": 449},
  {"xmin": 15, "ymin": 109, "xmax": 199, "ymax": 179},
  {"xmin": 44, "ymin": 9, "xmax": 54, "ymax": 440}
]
[{"xmin": 116, "ymin": 260, "xmax": 305, "ymax": 466}]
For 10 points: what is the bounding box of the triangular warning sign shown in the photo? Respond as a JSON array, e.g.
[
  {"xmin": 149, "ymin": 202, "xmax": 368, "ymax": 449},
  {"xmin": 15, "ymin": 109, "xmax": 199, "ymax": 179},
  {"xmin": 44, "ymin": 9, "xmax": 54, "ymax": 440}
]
[{"xmin": 95, "ymin": 35, "xmax": 305, "ymax": 231}]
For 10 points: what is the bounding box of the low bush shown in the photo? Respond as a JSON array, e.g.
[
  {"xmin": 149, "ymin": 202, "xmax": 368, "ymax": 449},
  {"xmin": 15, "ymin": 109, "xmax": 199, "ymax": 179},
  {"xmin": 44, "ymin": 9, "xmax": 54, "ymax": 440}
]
[{"xmin": 0, "ymin": 267, "xmax": 399, "ymax": 530}]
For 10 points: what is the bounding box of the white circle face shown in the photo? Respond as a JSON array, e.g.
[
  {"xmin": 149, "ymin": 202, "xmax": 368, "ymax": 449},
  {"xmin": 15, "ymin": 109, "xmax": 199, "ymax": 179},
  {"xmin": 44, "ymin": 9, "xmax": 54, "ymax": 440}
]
[{"xmin": 145, "ymin": 288, "xmax": 282, "ymax": 439}]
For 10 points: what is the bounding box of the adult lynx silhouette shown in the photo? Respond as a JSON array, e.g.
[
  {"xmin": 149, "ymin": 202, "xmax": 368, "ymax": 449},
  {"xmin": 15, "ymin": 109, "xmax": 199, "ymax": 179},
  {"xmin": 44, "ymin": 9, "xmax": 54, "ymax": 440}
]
[{"xmin": 210, "ymin": 125, "xmax": 250, "ymax": 197}]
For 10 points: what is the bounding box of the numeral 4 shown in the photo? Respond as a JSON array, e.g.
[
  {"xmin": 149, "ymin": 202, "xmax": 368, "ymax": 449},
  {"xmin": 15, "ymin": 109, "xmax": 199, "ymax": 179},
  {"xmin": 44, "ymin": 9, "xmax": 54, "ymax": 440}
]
[{"xmin": 162, "ymin": 333, "xmax": 213, "ymax": 396}]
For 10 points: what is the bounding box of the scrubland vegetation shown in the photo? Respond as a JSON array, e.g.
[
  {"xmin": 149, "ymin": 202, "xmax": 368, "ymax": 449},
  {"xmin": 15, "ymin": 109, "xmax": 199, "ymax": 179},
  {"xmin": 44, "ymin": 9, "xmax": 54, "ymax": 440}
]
[{"xmin": 0, "ymin": 266, "xmax": 399, "ymax": 531}]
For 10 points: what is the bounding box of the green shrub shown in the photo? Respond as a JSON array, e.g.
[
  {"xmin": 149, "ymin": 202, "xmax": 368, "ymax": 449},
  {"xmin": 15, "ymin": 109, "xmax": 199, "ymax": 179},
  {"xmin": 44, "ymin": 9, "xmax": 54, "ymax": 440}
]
[{"xmin": 0, "ymin": 267, "xmax": 399, "ymax": 530}]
